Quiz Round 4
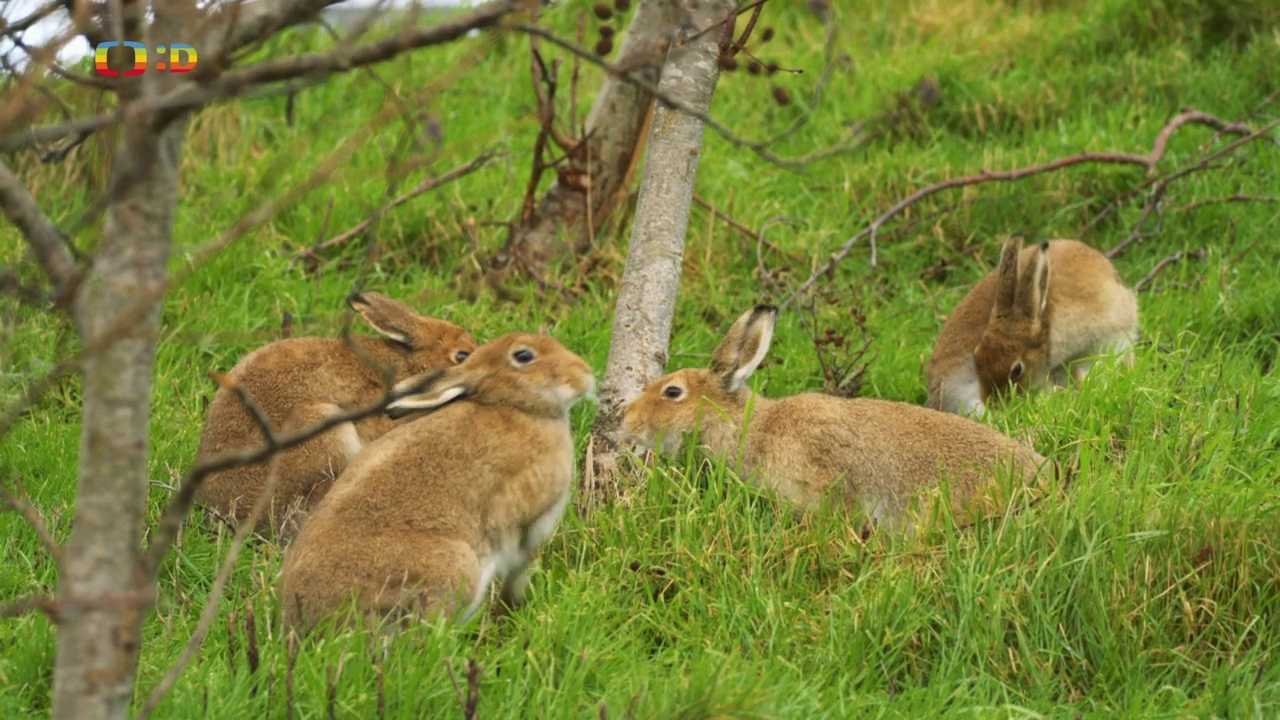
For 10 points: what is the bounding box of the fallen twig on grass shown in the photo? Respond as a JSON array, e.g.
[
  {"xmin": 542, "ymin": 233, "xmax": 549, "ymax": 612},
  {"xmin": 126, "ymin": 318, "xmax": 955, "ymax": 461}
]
[
  {"xmin": 1134, "ymin": 249, "xmax": 1207, "ymax": 292},
  {"xmin": 783, "ymin": 111, "xmax": 1278, "ymax": 309},
  {"xmin": 1172, "ymin": 194, "xmax": 1279, "ymax": 213},
  {"xmin": 1, "ymin": 477, "xmax": 61, "ymax": 562},
  {"xmin": 297, "ymin": 149, "xmax": 501, "ymax": 261}
]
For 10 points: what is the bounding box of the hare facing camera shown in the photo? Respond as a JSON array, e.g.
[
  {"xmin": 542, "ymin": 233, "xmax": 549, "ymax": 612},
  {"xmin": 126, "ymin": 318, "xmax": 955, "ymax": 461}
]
[
  {"xmin": 281, "ymin": 332, "xmax": 594, "ymax": 633},
  {"xmin": 927, "ymin": 238, "xmax": 1138, "ymax": 417}
]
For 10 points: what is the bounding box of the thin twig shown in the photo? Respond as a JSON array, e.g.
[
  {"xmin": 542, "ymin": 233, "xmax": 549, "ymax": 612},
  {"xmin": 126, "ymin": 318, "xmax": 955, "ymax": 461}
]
[
  {"xmin": 137, "ymin": 384, "xmax": 285, "ymax": 719},
  {"xmin": 1172, "ymin": 194, "xmax": 1279, "ymax": 214},
  {"xmin": 1134, "ymin": 249, "xmax": 1206, "ymax": 292},
  {"xmin": 1, "ymin": 478, "xmax": 61, "ymax": 562},
  {"xmin": 301, "ymin": 149, "xmax": 502, "ymax": 258}
]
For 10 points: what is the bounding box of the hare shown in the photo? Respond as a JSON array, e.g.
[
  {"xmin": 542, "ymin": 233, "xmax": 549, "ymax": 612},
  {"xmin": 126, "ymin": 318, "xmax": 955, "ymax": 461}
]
[
  {"xmin": 927, "ymin": 238, "xmax": 1138, "ymax": 417},
  {"xmin": 195, "ymin": 292, "xmax": 476, "ymax": 538},
  {"xmin": 620, "ymin": 306, "xmax": 1050, "ymax": 529},
  {"xmin": 280, "ymin": 332, "xmax": 595, "ymax": 633}
]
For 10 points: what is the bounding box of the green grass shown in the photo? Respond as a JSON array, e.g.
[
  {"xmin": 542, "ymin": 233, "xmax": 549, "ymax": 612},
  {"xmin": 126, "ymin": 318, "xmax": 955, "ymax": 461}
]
[{"xmin": 3, "ymin": 0, "xmax": 1280, "ymax": 716}]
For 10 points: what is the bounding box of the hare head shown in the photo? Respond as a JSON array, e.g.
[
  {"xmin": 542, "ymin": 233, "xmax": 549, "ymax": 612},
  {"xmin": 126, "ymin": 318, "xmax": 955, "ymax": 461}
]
[
  {"xmin": 621, "ymin": 305, "xmax": 777, "ymax": 453},
  {"xmin": 348, "ymin": 292, "xmax": 476, "ymax": 372},
  {"xmin": 386, "ymin": 332, "xmax": 595, "ymax": 420},
  {"xmin": 973, "ymin": 239, "xmax": 1052, "ymax": 401}
]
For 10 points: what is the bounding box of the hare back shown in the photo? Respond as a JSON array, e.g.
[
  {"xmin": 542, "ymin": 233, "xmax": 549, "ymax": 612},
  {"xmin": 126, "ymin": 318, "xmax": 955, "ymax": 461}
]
[{"xmin": 747, "ymin": 394, "xmax": 1045, "ymax": 514}]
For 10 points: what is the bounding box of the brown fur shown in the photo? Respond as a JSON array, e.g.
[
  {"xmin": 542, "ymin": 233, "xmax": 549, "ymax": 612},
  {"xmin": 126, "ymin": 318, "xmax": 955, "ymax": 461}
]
[
  {"xmin": 194, "ymin": 292, "xmax": 476, "ymax": 539},
  {"xmin": 621, "ymin": 307, "xmax": 1051, "ymax": 529},
  {"xmin": 280, "ymin": 332, "xmax": 594, "ymax": 634},
  {"xmin": 926, "ymin": 239, "xmax": 1139, "ymax": 416}
]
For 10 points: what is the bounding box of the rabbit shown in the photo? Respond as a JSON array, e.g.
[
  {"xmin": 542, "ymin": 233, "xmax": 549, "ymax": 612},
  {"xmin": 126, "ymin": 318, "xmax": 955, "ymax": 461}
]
[
  {"xmin": 195, "ymin": 291, "xmax": 476, "ymax": 539},
  {"xmin": 620, "ymin": 306, "xmax": 1051, "ymax": 530},
  {"xmin": 926, "ymin": 238, "xmax": 1139, "ymax": 417},
  {"xmin": 280, "ymin": 332, "xmax": 595, "ymax": 634}
]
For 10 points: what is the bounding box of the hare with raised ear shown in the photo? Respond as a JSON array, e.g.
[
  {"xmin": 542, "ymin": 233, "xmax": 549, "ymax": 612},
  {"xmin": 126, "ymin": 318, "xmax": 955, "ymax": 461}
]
[
  {"xmin": 280, "ymin": 332, "xmax": 595, "ymax": 634},
  {"xmin": 926, "ymin": 238, "xmax": 1139, "ymax": 417},
  {"xmin": 195, "ymin": 292, "xmax": 476, "ymax": 539},
  {"xmin": 620, "ymin": 306, "xmax": 1050, "ymax": 530}
]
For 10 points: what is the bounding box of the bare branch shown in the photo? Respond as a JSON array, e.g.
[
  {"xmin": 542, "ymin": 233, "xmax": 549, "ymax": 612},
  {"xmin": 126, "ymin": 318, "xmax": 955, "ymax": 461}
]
[
  {"xmin": 1, "ymin": 478, "xmax": 61, "ymax": 562},
  {"xmin": 1144, "ymin": 110, "xmax": 1251, "ymax": 173},
  {"xmin": 507, "ymin": 21, "xmax": 857, "ymax": 171},
  {"xmin": 1172, "ymin": 194, "xmax": 1279, "ymax": 214},
  {"xmin": 0, "ymin": 159, "xmax": 78, "ymax": 301},
  {"xmin": 1135, "ymin": 249, "xmax": 1206, "ymax": 292},
  {"xmin": 143, "ymin": 371, "xmax": 443, "ymax": 573},
  {"xmin": 0, "ymin": 1, "xmax": 516, "ymax": 153},
  {"xmin": 300, "ymin": 149, "xmax": 502, "ymax": 259},
  {"xmin": 0, "ymin": 593, "xmax": 58, "ymax": 620},
  {"xmin": 784, "ymin": 113, "xmax": 1280, "ymax": 308},
  {"xmin": 782, "ymin": 152, "xmax": 1148, "ymax": 308},
  {"xmin": 137, "ymin": 381, "xmax": 286, "ymax": 720},
  {"xmin": 0, "ymin": 1, "xmax": 63, "ymax": 37}
]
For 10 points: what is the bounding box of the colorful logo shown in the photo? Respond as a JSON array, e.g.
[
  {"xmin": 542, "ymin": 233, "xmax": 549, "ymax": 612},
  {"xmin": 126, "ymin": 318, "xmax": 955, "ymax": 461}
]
[{"xmin": 93, "ymin": 42, "xmax": 198, "ymax": 77}]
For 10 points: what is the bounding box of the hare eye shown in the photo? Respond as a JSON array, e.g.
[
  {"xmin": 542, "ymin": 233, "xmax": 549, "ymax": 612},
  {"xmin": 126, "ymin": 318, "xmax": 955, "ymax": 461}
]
[
  {"xmin": 512, "ymin": 348, "xmax": 536, "ymax": 365},
  {"xmin": 453, "ymin": 350, "xmax": 470, "ymax": 364},
  {"xmin": 662, "ymin": 385, "xmax": 684, "ymax": 400},
  {"xmin": 1009, "ymin": 360, "xmax": 1024, "ymax": 381}
]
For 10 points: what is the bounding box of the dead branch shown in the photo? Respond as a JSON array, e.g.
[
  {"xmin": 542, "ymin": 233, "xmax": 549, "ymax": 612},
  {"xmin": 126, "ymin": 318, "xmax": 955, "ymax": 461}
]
[
  {"xmin": 0, "ymin": 1, "xmax": 63, "ymax": 37},
  {"xmin": 136, "ymin": 383, "xmax": 286, "ymax": 719},
  {"xmin": 782, "ymin": 152, "xmax": 1148, "ymax": 308},
  {"xmin": 1, "ymin": 478, "xmax": 61, "ymax": 563},
  {"xmin": 784, "ymin": 113, "xmax": 1279, "ymax": 309},
  {"xmin": 1106, "ymin": 118, "xmax": 1280, "ymax": 258},
  {"xmin": 143, "ymin": 370, "xmax": 442, "ymax": 574},
  {"xmin": 0, "ymin": 159, "xmax": 79, "ymax": 302},
  {"xmin": 1135, "ymin": 249, "xmax": 1207, "ymax": 292},
  {"xmin": 0, "ymin": 45, "xmax": 492, "ymax": 449},
  {"xmin": 1144, "ymin": 110, "xmax": 1250, "ymax": 172},
  {"xmin": 507, "ymin": 21, "xmax": 861, "ymax": 171},
  {"xmin": 299, "ymin": 149, "xmax": 502, "ymax": 259},
  {"xmin": 1172, "ymin": 194, "xmax": 1279, "ymax": 214},
  {"xmin": 0, "ymin": 1, "xmax": 516, "ymax": 153},
  {"xmin": 0, "ymin": 593, "xmax": 58, "ymax": 620}
]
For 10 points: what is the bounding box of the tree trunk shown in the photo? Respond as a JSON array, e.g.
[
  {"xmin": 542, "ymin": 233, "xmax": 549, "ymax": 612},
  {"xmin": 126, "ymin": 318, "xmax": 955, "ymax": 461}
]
[
  {"xmin": 494, "ymin": 0, "xmax": 679, "ymax": 277},
  {"xmin": 583, "ymin": 0, "xmax": 733, "ymax": 508},
  {"xmin": 51, "ymin": 12, "xmax": 189, "ymax": 711}
]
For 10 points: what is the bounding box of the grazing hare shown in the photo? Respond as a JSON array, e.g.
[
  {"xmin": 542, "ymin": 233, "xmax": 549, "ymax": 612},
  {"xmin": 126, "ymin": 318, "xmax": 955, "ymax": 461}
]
[
  {"xmin": 927, "ymin": 238, "xmax": 1138, "ymax": 417},
  {"xmin": 195, "ymin": 292, "xmax": 476, "ymax": 538},
  {"xmin": 280, "ymin": 332, "xmax": 595, "ymax": 633},
  {"xmin": 621, "ymin": 306, "xmax": 1050, "ymax": 529}
]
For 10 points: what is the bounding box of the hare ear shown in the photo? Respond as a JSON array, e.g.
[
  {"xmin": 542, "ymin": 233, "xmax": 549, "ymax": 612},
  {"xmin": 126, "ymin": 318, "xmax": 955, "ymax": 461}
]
[
  {"xmin": 991, "ymin": 237, "xmax": 1023, "ymax": 320},
  {"xmin": 1017, "ymin": 242, "xmax": 1051, "ymax": 324},
  {"xmin": 386, "ymin": 369, "xmax": 469, "ymax": 419},
  {"xmin": 710, "ymin": 305, "xmax": 778, "ymax": 392},
  {"xmin": 348, "ymin": 292, "xmax": 416, "ymax": 347}
]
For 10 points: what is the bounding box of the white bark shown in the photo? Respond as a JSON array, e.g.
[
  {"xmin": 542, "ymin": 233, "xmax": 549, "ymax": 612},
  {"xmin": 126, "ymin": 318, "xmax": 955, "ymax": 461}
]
[{"xmin": 585, "ymin": 0, "xmax": 733, "ymax": 503}]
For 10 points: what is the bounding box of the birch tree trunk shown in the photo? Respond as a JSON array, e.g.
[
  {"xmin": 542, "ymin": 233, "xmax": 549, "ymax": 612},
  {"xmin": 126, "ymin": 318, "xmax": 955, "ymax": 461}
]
[
  {"xmin": 496, "ymin": 0, "xmax": 679, "ymax": 275},
  {"xmin": 583, "ymin": 0, "xmax": 734, "ymax": 507},
  {"xmin": 52, "ymin": 8, "xmax": 190, "ymax": 715}
]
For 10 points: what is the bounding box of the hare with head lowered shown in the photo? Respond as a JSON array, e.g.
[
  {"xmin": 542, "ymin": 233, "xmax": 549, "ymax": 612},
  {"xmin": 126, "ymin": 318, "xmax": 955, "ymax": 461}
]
[
  {"xmin": 195, "ymin": 292, "xmax": 476, "ymax": 538},
  {"xmin": 927, "ymin": 238, "xmax": 1138, "ymax": 417},
  {"xmin": 280, "ymin": 332, "xmax": 594, "ymax": 634},
  {"xmin": 621, "ymin": 306, "xmax": 1051, "ymax": 530}
]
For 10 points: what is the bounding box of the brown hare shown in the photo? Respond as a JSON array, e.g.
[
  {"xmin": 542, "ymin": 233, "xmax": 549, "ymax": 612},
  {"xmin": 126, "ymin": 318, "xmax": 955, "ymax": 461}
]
[
  {"xmin": 195, "ymin": 292, "xmax": 476, "ymax": 538},
  {"xmin": 280, "ymin": 332, "xmax": 594, "ymax": 634},
  {"xmin": 927, "ymin": 238, "xmax": 1138, "ymax": 417},
  {"xmin": 621, "ymin": 306, "xmax": 1050, "ymax": 530}
]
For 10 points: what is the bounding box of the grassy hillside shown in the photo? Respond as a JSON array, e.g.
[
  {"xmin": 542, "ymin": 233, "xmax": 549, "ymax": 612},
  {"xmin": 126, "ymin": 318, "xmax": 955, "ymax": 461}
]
[{"xmin": 2, "ymin": 0, "xmax": 1279, "ymax": 716}]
